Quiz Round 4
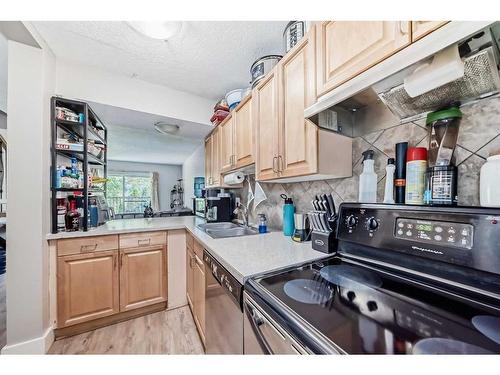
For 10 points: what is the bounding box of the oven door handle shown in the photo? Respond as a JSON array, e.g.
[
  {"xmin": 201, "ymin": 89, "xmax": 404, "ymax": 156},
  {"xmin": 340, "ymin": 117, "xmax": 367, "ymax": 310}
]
[{"xmin": 244, "ymin": 300, "xmax": 274, "ymax": 354}]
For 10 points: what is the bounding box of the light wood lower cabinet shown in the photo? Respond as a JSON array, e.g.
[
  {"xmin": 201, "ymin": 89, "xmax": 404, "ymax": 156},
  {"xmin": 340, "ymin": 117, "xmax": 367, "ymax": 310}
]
[
  {"xmin": 186, "ymin": 245, "xmax": 195, "ymax": 310},
  {"xmin": 186, "ymin": 238, "xmax": 206, "ymax": 345},
  {"xmin": 119, "ymin": 245, "xmax": 167, "ymax": 311},
  {"xmin": 57, "ymin": 250, "xmax": 120, "ymax": 327},
  {"xmin": 193, "ymin": 253, "xmax": 206, "ymax": 344},
  {"xmin": 56, "ymin": 231, "xmax": 168, "ymax": 330}
]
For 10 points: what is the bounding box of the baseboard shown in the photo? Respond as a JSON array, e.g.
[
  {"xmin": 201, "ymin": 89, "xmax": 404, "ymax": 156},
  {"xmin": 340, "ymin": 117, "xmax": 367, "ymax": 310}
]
[{"xmin": 1, "ymin": 327, "xmax": 54, "ymax": 354}]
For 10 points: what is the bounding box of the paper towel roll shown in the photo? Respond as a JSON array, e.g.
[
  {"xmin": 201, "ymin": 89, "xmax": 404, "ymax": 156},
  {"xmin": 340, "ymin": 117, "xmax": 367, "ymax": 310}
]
[{"xmin": 223, "ymin": 171, "xmax": 245, "ymax": 185}]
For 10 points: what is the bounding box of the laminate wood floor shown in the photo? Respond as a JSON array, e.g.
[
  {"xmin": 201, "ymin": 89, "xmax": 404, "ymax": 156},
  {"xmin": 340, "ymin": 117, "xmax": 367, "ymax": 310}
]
[
  {"xmin": 49, "ymin": 306, "xmax": 204, "ymax": 354},
  {"xmin": 0, "ymin": 273, "xmax": 6, "ymax": 351}
]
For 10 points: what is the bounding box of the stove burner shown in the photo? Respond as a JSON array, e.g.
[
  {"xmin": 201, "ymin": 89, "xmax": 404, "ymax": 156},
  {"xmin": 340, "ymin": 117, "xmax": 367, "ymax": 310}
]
[
  {"xmin": 472, "ymin": 316, "xmax": 500, "ymax": 345},
  {"xmin": 412, "ymin": 338, "xmax": 492, "ymax": 354},
  {"xmin": 283, "ymin": 279, "xmax": 332, "ymax": 305},
  {"xmin": 319, "ymin": 264, "xmax": 383, "ymax": 288}
]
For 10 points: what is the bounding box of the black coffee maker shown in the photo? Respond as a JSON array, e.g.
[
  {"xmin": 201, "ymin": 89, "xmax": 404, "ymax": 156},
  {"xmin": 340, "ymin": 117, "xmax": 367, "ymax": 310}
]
[{"xmin": 205, "ymin": 190, "xmax": 235, "ymax": 222}]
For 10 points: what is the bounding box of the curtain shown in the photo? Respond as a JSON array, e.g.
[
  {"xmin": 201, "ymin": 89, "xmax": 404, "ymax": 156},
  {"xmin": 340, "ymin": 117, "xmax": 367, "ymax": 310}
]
[{"xmin": 151, "ymin": 172, "xmax": 160, "ymax": 212}]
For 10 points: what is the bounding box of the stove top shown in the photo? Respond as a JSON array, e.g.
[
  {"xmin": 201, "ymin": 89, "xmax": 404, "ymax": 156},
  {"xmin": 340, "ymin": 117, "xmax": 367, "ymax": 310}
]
[{"xmin": 246, "ymin": 256, "xmax": 500, "ymax": 354}]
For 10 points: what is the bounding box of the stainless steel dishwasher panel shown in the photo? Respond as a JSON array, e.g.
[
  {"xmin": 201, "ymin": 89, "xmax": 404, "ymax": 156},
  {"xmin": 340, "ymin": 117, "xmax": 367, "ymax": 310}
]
[{"xmin": 204, "ymin": 251, "xmax": 243, "ymax": 354}]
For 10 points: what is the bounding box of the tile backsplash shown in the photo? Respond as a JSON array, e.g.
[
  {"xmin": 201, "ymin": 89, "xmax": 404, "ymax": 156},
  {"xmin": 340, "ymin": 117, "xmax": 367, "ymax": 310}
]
[{"xmin": 236, "ymin": 95, "xmax": 500, "ymax": 230}]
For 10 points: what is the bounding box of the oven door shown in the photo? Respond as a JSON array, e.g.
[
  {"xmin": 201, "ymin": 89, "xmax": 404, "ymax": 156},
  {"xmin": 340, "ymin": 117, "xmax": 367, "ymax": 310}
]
[{"xmin": 243, "ymin": 293, "xmax": 308, "ymax": 355}]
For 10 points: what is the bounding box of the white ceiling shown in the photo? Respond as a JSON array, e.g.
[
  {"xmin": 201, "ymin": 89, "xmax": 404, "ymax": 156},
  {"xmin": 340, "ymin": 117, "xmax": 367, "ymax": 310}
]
[
  {"xmin": 89, "ymin": 101, "xmax": 211, "ymax": 165},
  {"xmin": 33, "ymin": 21, "xmax": 288, "ymax": 100}
]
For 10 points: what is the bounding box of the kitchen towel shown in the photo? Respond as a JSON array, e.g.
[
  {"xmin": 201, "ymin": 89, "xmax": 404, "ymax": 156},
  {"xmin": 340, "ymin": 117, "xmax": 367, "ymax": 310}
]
[
  {"xmin": 246, "ymin": 178, "xmax": 254, "ymax": 210},
  {"xmin": 223, "ymin": 171, "xmax": 245, "ymax": 185},
  {"xmin": 254, "ymin": 181, "xmax": 267, "ymax": 210}
]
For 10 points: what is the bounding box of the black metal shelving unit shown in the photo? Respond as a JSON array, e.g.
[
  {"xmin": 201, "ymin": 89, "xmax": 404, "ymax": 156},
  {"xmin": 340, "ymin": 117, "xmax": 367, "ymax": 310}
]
[{"xmin": 50, "ymin": 96, "xmax": 108, "ymax": 233}]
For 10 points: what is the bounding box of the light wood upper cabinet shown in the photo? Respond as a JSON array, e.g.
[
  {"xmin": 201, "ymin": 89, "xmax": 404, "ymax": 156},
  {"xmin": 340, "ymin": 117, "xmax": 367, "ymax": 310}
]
[
  {"xmin": 205, "ymin": 127, "xmax": 222, "ymax": 187},
  {"xmin": 233, "ymin": 96, "xmax": 254, "ymax": 169},
  {"xmin": 411, "ymin": 21, "xmax": 448, "ymax": 42},
  {"xmin": 211, "ymin": 127, "xmax": 222, "ymax": 186},
  {"xmin": 204, "ymin": 135, "xmax": 213, "ymax": 187},
  {"xmin": 57, "ymin": 250, "xmax": 119, "ymax": 327},
  {"xmin": 219, "ymin": 115, "xmax": 235, "ymax": 173},
  {"xmin": 119, "ymin": 245, "xmax": 167, "ymax": 312},
  {"xmin": 279, "ymin": 26, "xmax": 318, "ymax": 178},
  {"xmin": 254, "ymin": 67, "xmax": 280, "ymax": 181},
  {"xmin": 316, "ymin": 21, "xmax": 411, "ymax": 97}
]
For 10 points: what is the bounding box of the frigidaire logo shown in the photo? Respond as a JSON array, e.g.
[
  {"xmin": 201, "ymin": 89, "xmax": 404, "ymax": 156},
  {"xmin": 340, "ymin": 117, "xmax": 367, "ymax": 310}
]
[
  {"xmin": 315, "ymin": 239, "xmax": 325, "ymax": 246},
  {"xmin": 411, "ymin": 245, "xmax": 443, "ymax": 255}
]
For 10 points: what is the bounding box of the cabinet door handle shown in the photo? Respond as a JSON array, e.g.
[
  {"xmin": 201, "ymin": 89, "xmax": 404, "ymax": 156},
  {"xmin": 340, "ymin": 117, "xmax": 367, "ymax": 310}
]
[
  {"xmin": 113, "ymin": 255, "xmax": 117, "ymax": 270},
  {"xmin": 138, "ymin": 238, "xmax": 151, "ymax": 246},
  {"xmin": 81, "ymin": 244, "xmax": 98, "ymax": 252},
  {"xmin": 120, "ymin": 253, "xmax": 124, "ymax": 268},
  {"xmin": 272, "ymin": 156, "xmax": 278, "ymax": 173},
  {"xmin": 277, "ymin": 155, "xmax": 284, "ymax": 173}
]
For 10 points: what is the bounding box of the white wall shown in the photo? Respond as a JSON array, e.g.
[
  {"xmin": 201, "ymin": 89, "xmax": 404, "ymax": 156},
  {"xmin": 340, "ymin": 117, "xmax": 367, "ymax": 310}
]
[
  {"xmin": 0, "ymin": 32, "xmax": 7, "ymax": 113},
  {"xmin": 3, "ymin": 38, "xmax": 55, "ymax": 354},
  {"xmin": 181, "ymin": 143, "xmax": 205, "ymax": 209},
  {"xmin": 107, "ymin": 160, "xmax": 182, "ymax": 211},
  {"xmin": 55, "ymin": 60, "xmax": 214, "ymax": 126}
]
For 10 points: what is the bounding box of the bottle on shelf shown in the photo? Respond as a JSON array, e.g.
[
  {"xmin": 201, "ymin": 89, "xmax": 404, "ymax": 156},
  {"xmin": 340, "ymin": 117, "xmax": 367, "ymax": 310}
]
[
  {"xmin": 383, "ymin": 158, "xmax": 396, "ymax": 204},
  {"xmin": 65, "ymin": 198, "xmax": 81, "ymax": 231}
]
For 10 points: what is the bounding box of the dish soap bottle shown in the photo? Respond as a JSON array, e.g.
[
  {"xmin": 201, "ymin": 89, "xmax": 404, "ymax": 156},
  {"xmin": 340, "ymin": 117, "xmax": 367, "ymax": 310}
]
[
  {"xmin": 280, "ymin": 194, "xmax": 295, "ymax": 236},
  {"xmin": 258, "ymin": 214, "xmax": 268, "ymax": 234},
  {"xmin": 358, "ymin": 150, "xmax": 377, "ymax": 203}
]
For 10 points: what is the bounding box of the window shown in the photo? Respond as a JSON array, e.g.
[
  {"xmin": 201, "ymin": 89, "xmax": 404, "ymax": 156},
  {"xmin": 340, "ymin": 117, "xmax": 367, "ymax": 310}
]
[{"xmin": 106, "ymin": 172, "xmax": 152, "ymax": 214}]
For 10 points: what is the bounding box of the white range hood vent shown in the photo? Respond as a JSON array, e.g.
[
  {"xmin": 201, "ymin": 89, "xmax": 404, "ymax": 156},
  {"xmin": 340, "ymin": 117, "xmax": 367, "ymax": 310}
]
[
  {"xmin": 307, "ymin": 22, "xmax": 500, "ymax": 134},
  {"xmin": 378, "ymin": 45, "xmax": 500, "ymax": 119}
]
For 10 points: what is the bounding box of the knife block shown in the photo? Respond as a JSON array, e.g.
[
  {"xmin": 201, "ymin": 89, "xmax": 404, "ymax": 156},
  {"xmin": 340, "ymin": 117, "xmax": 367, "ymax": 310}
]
[{"xmin": 311, "ymin": 230, "xmax": 337, "ymax": 253}]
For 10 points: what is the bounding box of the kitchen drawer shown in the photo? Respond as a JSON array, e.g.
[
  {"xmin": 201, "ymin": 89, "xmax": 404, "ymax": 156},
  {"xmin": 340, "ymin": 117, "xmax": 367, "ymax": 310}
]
[
  {"xmin": 194, "ymin": 240, "xmax": 204, "ymax": 259},
  {"xmin": 57, "ymin": 235, "xmax": 119, "ymax": 256},
  {"xmin": 186, "ymin": 231, "xmax": 194, "ymax": 250},
  {"xmin": 119, "ymin": 231, "xmax": 167, "ymax": 249}
]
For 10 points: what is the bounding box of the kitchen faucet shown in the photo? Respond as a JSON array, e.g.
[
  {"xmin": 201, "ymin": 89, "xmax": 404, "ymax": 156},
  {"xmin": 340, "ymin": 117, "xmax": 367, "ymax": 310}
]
[{"xmin": 233, "ymin": 201, "xmax": 249, "ymax": 227}]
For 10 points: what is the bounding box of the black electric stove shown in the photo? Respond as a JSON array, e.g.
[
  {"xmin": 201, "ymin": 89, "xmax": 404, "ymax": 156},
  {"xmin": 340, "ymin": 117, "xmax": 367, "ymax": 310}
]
[{"xmin": 244, "ymin": 203, "xmax": 500, "ymax": 354}]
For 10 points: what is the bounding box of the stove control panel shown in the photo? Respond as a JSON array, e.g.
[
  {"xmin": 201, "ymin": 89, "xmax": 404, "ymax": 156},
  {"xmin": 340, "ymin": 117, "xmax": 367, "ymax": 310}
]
[
  {"xmin": 336, "ymin": 203, "xmax": 500, "ymax": 278},
  {"xmin": 395, "ymin": 218, "xmax": 473, "ymax": 249}
]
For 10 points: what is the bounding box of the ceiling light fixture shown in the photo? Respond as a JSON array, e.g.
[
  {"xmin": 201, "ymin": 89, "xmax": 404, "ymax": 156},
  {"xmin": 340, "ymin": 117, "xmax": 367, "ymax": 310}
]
[
  {"xmin": 127, "ymin": 21, "xmax": 182, "ymax": 41},
  {"xmin": 154, "ymin": 122, "xmax": 180, "ymax": 135}
]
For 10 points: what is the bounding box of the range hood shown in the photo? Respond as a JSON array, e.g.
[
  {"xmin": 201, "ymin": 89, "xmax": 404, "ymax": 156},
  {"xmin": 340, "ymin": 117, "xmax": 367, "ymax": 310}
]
[{"xmin": 306, "ymin": 21, "xmax": 500, "ymax": 135}]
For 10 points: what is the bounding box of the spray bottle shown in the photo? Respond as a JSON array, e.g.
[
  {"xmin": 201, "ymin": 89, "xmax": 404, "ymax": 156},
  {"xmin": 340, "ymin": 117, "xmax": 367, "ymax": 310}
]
[{"xmin": 358, "ymin": 150, "xmax": 377, "ymax": 203}]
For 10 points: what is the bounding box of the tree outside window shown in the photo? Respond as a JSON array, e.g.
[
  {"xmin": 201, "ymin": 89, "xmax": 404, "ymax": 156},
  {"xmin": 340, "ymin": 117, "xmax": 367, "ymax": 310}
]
[{"xmin": 107, "ymin": 172, "xmax": 152, "ymax": 214}]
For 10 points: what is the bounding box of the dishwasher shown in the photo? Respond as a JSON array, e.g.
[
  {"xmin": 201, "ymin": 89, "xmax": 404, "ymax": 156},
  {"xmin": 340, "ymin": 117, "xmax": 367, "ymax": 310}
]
[{"xmin": 203, "ymin": 249, "xmax": 243, "ymax": 354}]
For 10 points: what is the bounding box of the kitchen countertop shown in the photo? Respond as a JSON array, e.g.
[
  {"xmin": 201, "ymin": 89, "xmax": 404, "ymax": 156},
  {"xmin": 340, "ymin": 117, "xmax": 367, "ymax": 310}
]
[{"xmin": 47, "ymin": 217, "xmax": 330, "ymax": 284}]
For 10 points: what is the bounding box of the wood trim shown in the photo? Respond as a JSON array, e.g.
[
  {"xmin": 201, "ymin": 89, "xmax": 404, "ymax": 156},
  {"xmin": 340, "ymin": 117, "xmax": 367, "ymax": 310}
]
[
  {"xmin": 57, "ymin": 235, "xmax": 119, "ymax": 256},
  {"xmin": 119, "ymin": 231, "xmax": 167, "ymax": 249},
  {"xmin": 54, "ymin": 302, "xmax": 167, "ymax": 340}
]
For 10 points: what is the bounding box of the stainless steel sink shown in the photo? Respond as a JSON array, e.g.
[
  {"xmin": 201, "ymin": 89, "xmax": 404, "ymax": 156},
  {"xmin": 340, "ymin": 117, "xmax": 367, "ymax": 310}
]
[{"xmin": 197, "ymin": 222, "xmax": 260, "ymax": 239}]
